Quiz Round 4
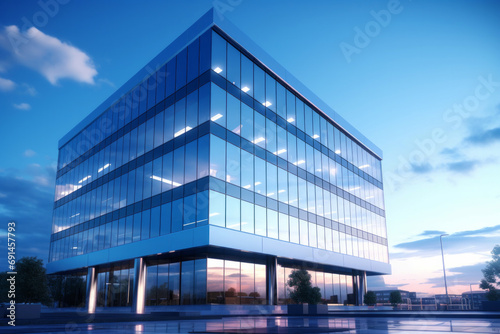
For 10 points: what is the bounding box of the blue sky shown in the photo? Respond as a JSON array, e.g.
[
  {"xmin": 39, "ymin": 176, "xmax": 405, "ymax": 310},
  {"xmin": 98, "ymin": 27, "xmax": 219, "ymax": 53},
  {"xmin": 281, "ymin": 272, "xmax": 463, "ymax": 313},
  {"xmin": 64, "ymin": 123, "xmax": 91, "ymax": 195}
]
[{"xmin": 0, "ymin": 0, "xmax": 499, "ymax": 295}]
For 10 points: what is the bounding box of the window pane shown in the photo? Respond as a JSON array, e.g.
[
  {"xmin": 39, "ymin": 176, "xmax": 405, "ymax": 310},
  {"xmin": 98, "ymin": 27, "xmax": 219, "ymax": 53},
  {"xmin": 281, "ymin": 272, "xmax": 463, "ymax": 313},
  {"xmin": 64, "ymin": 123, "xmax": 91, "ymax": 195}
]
[
  {"xmin": 241, "ymin": 149, "xmax": 254, "ymax": 191},
  {"xmin": 168, "ymin": 262, "xmax": 180, "ymax": 305},
  {"xmin": 241, "ymin": 103, "xmax": 253, "ymax": 142},
  {"xmin": 141, "ymin": 209, "xmax": 150, "ymax": 240},
  {"xmin": 226, "ymin": 143, "xmax": 240, "ymax": 186},
  {"xmin": 227, "ymin": 44, "xmax": 240, "ymax": 88},
  {"xmin": 194, "ymin": 259, "xmax": 207, "ymax": 304},
  {"xmin": 265, "ymin": 74, "xmax": 276, "ymax": 112},
  {"xmin": 187, "ymin": 38, "xmax": 200, "ymax": 83},
  {"xmin": 224, "ymin": 260, "xmax": 240, "ymax": 305},
  {"xmin": 150, "ymin": 205, "xmax": 160, "ymax": 238},
  {"xmin": 199, "ymin": 30, "xmax": 211, "ymax": 74},
  {"xmin": 266, "ymin": 162, "xmax": 277, "ymax": 199},
  {"xmin": 171, "ymin": 198, "xmax": 183, "ymax": 232},
  {"xmin": 241, "ymin": 201, "xmax": 254, "ymax": 234},
  {"xmin": 181, "ymin": 260, "xmax": 194, "ymax": 305},
  {"xmin": 176, "ymin": 49, "xmax": 187, "ymax": 89},
  {"xmin": 289, "ymin": 216, "xmax": 299, "ymax": 244},
  {"xmin": 226, "ymin": 196, "xmax": 240, "ymax": 230},
  {"xmin": 253, "ymin": 111, "xmax": 266, "ymax": 148},
  {"xmin": 253, "ymin": 64, "xmax": 265, "ymax": 104},
  {"xmin": 267, "ymin": 209, "xmax": 278, "ymax": 239},
  {"xmin": 207, "ymin": 258, "xmax": 224, "ymax": 304},
  {"xmin": 254, "ymin": 205, "xmax": 266, "ymax": 236},
  {"xmin": 240, "ymin": 262, "xmax": 254, "ymax": 305},
  {"xmin": 210, "ymin": 83, "xmax": 226, "ymax": 127},
  {"xmin": 173, "ymin": 146, "xmax": 184, "ymax": 187},
  {"xmin": 184, "ymin": 140, "xmax": 197, "ymax": 184},
  {"xmin": 211, "ymin": 31, "xmax": 226, "ymax": 78},
  {"xmin": 209, "ymin": 191, "xmax": 225, "ymax": 227},
  {"xmin": 210, "ymin": 135, "xmax": 226, "ymax": 180},
  {"xmin": 164, "ymin": 105, "xmax": 174, "ymax": 143},
  {"xmin": 198, "ymin": 135, "xmax": 209, "ymax": 178},
  {"xmin": 196, "ymin": 190, "xmax": 209, "ymax": 226},
  {"xmin": 186, "ymin": 90, "xmax": 198, "ymax": 131},
  {"xmin": 166, "ymin": 58, "xmax": 176, "ymax": 97},
  {"xmin": 183, "ymin": 194, "xmax": 196, "ymax": 229},
  {"xmin": 241, "ymin": 55, "xmax": 253, "ymax": 98},
  {"xmin": 157, "ymin": 264, "xmax": 169, "ymax": 305},
  {"xmin": 254, "ymin": 157, "xmax": 266, "ymax": 196},
  {"xmin": 278, "ymin": 212, "xmax": 289, "ymax": 242},
  {"xmin": 160, "ymin": 202, "xmax": 171, "ymax": 235},
  {"xmin": 227, "ymin": 94, "xmax": 241, "ymax": 134},
  {"xmin": 174, "ymin": 98, "xmax": 186, "ymax": 138}
]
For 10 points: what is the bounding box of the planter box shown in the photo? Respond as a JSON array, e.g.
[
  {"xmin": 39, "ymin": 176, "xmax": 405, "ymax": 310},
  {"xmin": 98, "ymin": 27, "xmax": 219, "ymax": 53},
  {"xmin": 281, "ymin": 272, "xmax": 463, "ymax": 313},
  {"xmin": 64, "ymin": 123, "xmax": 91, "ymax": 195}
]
[
  {"xmin": 482, "ymin": 301, "xmax": 500, "ymax": 311},
  {"xmin": 287, "ymin": 304, "xmax": 328, "ymax": 315}
]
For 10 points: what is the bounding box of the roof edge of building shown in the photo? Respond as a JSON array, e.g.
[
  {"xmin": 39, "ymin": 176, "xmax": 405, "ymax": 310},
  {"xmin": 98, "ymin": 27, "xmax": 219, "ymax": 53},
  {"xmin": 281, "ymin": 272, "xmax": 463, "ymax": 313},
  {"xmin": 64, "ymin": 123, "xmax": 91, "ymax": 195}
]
[{"xmin": 59, "ymin": 7, "xmax": 383, "ymax": 159}]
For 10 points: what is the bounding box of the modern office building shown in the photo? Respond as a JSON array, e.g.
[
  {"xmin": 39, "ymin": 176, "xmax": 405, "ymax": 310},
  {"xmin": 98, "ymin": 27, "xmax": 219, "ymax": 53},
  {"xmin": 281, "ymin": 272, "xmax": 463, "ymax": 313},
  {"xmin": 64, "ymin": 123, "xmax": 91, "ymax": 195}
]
[{"xmin": 47, "ymin": 9, "xmax": 390, "ymax": 313}]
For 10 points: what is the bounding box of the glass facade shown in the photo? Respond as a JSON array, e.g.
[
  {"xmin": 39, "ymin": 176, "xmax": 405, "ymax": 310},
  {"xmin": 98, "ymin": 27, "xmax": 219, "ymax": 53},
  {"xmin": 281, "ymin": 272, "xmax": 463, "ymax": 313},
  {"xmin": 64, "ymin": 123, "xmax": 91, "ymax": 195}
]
[{"xmin": 49, "ymin": 18, "xmax": 388, "ymax": 310}]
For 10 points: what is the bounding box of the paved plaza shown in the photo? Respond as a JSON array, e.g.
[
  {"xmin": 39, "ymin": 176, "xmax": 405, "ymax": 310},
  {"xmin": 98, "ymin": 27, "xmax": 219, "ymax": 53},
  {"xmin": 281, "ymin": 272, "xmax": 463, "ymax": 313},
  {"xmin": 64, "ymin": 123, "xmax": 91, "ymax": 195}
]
[{"xmin": 2, "ymin": 314, "xmax": 500, "ymax": 333}]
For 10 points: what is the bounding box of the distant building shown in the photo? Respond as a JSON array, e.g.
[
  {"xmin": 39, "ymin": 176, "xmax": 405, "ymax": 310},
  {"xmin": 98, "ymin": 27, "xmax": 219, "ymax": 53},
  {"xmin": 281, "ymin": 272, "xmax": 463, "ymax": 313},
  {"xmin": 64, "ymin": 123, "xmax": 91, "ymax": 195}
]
[
  {"xmin": 374, "ymin": 290, "xmax": 410, "ymax": 304},
  {"xmin": 435, "ymin": 294, "xmax": 467, "ymax": 310},
  {"xmin": 462, "ymin": 291, "xmax": 488, "ymax": 310}
]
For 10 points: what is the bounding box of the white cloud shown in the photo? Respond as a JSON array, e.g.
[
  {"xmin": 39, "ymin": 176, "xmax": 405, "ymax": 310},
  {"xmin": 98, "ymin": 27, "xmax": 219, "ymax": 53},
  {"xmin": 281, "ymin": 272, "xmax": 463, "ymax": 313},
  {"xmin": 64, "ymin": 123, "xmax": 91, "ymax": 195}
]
[
  {"xmin": 24, "ymin": 149, "xmax": 36, "ymax": 157},
  {"xmin": 22, "ymin": 83, "xmax": 37, "ymax": 96},
  {"xmin": 13, "ymin": 102, "xmax": 31, "ymax": 110},
  {"xmin": 0, "ymin": 77, "xmax": 15, "ymax": 91},
  {"xmin": 0, "ymin": 25, "xmax": 97, "ymax": 85}
]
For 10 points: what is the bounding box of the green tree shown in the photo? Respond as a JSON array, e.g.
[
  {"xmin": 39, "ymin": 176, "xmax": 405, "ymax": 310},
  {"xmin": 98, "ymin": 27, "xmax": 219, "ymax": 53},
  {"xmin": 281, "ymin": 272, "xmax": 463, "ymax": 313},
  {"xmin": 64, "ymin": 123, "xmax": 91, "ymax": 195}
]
[
  {"xmin": 480, "ymin": 245, "xmax": 500, "ymax": 301},
  {"xmin": 287, "ymin": 269, "xmax": 321, "ymax": 304},
  {"xmin": 364, "ymin": 291, "xmax": 377, "ymax": 306},
  {"xmin": 3, "ymin": 257, "xmax": 52, "ymax": 305},
  {"xmin": 389, "ymin": 290, "xmax": 402, "ymax": 309}
]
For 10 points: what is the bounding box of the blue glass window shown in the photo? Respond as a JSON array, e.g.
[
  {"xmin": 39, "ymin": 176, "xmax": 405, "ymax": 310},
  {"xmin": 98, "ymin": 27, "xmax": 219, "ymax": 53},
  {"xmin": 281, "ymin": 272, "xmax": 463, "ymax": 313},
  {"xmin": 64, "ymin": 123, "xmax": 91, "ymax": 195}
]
[
  {"xmin": 212, "ymin": 31, "xmax": 226, "ymax": 78},
  {"xmin": 196, "ymin": 190, "xmax": 209, "ymax": 226},
  {"xmin": 226, "ymin": 196, "xmax": 240, "ymax": 230},
  {"xmin": 227, "ymin": 93, "xmax": 241, "ymax": 134},
  {"xmin": 254, "ymin": 205, "xmax": 266, "ymax": 237},
  {"xmin": 184, "ymin": 140, "xmax": 197, "ymax": 184},
  {"xmin": 227, "ymin": 44, "xmax": 240, "ymax": 88},
  {"xmin": 147, "ymin": 74, "xmax": 156, "ymax": 110},
  {"xmin": 150, "ymin": 206, "xmax": 160, "ymax": 238},
  {"xmin": 209, "ymin": 135, "xmax": 226, "ymax": 180},
  {"xmin": 267, "ymin": 209, "xmax": 278, "ymax": 239},
  {"xmin": 183, "ymin": 194, "xmax": 197, "ymax": 229},
  {"xmin": 209, "ymin": 191, "xmax": 225, "ymax": 227},
  {"xmin": 210, "ymin": 83, "xmax": 226, "ymax": 127},
  {"xmin": 187, "ymin": 38, "xmax": 200, "ymax": 83},
  {"xmin": 160, "ymin": 202, "xmax": 171, "ymax": 235},
  {"xmin": 176, "ymin": 49, "xmax": 187, "ymax": 90},
  {"xmin": 241, "ymin": 55, "xmax": 253, "ymax": 98},
  {"xmin": 166, "ymin": 57, "xmax": 176, "ymax": 97},
  {"xmin": 241, "ymin": 201, "xmax": 254, "ymax": 234},
  {"xmin": 171, "ymin": 198, "xmax": 183, "ymax": 232},
  {"xmin": 197, "ymin": 135, "xmax": 209, "ymax": 179},
  {"xmin": 199, "ymin": 30, "xmax": 211, "ymax": 74}
]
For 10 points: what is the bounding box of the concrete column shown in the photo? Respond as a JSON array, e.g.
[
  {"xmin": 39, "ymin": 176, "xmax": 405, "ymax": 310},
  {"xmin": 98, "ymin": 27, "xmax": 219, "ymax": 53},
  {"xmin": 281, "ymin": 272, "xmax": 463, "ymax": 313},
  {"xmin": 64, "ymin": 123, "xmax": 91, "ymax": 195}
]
[
  {"xmin": 86, "ymin": 267, "xmax": 97, "ymax": 314},
  {"xmin": 355, "ymin": 271, "xmax": 367, "ymax": 306},
  {"xmin": 132, "ymin": 257, "xmax": 147, "ymax": 314},
  {"xmin": 266, "ymin": 256, "xmax": 277, "ymax": 305}
]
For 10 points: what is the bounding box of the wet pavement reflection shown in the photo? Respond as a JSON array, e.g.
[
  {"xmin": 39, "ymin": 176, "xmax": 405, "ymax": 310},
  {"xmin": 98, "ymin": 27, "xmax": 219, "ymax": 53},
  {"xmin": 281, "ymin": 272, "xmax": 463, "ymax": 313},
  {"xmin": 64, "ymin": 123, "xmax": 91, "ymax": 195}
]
[{"xmin": 3, "ymin": 316, "xmax": 500, "ymax": 333}]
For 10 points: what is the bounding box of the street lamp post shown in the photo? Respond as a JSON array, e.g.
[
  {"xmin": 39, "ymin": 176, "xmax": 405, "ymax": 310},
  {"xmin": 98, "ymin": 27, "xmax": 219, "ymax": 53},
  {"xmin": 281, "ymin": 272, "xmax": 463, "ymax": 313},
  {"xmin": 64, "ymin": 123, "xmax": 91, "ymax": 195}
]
[
  {"xmin": 440, "ymin": 234, "xmax": 449, "ymax": 309},
  {"xmin": 469, "ymin": 283, "xmax": 475, "ymax": 310}
]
